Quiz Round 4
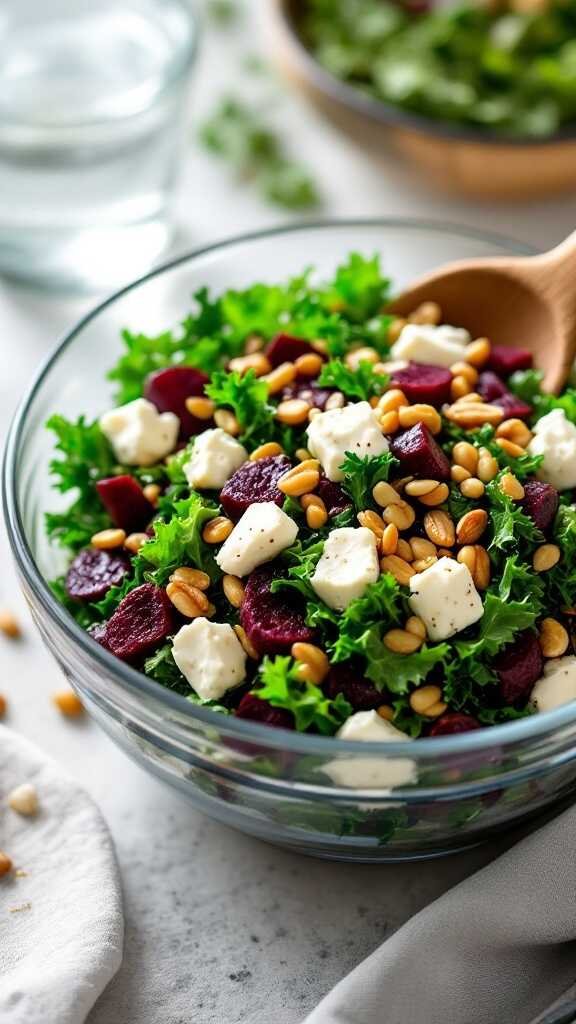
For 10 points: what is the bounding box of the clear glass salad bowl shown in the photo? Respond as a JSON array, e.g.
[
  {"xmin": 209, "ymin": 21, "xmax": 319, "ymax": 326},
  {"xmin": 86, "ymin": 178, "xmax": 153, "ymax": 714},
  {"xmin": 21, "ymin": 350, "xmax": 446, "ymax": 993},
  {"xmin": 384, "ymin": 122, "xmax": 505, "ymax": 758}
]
[{"xmin": 6, "ymin": 219, "xmax": 576, "ymax": 862}]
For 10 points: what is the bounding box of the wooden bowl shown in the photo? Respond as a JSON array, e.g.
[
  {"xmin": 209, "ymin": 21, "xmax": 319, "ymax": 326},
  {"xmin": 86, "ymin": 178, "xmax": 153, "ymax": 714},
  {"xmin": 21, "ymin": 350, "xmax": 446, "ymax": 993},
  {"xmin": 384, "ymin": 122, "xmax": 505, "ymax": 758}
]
[{"xmin": 267, "ymin": 0, "xmax": 576, "ymax": 200}]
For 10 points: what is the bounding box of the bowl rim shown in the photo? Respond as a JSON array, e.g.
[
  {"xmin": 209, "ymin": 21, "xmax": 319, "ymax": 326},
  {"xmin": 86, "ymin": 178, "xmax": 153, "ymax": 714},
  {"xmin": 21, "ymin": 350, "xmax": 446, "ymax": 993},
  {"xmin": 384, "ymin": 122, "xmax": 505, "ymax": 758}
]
[
  {"xmin": 5, "ymin": 215, "xmax": 576, "ymax": 760},
  {"xmin": 270, "ymin": 0, "xmax": 576, "ymax": 148}
]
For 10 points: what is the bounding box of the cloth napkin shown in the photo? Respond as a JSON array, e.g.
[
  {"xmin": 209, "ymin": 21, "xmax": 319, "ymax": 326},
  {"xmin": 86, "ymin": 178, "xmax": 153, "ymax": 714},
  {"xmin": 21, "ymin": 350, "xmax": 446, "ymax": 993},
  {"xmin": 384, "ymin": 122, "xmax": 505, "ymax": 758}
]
[
  {"xmin": 0, "ymin": 725, "xmax": 124, "ymax": 1024},
  {"xmin": 304, "ymin": 802, "xmax": 576, "ymax": 1024}
]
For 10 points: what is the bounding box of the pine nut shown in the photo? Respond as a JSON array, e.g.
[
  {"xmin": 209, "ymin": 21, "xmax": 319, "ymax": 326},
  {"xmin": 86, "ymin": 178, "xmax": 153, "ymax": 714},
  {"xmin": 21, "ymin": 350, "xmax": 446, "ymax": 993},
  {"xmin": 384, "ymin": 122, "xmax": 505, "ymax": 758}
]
[
  {"xmin": 533, "ymin": 544, "xmax": 561, "ymax": 573},
  {"xmin": 294, "ymin": 352, "xmax": 324, "ymax": 377},
  {"xmin": 457, "ymin": 544, "xmax": 491, "ymax": 589},
  {"xmin": 377, "ymin": 705, "xmax": 395, "ymax": 721},
  {"xmin": 170, "ymin": 567, "xmax": 211, "ymax": 590},
  {"xmin": 380, "ymin": 555, "xmax": 416, "ymax": 585},
  {"xmin": 388, "ymin": 318, "xmax": 407, "ymax": 343},
  {"xmin": 437, "ymin": 548, "xmax": 454, "ymax": 558},
  {"xmin": 450, "ymin": 361, "xmax": 479, "ymax": 385},
  {"xmin": 222, "ymin": 574, "xmax": 245, "ymax": 608},
  {"xmin": 143, "ymin": 483, "xmax": 161, "ymax": 506},
  {"xmin": 0, "ymin": 851, "xmax": 12, "ymax": 878},
  {"xmin": 0, "ymin": 610, "xmax": 21, "ymax": 639},
  {"xmin": 460, "ymin": 477, "xmax": 485, "ymax": 499},
  {"xmin": 410, "ymin": 685, "xmax": 443, "ymax": 715},
  {"xmin": 276, "ymin": 398, "xmax": 311, "ymax": 425},
  {"xmin": 477, "ymin": 447, "xmax": 499, "ymax": 482},
  {"xmin": 291, "ymin": 642, "xmax": 330, "ymax": 684},
  {"xmin": 409, "ymin": 537, "xmax": 437, "ymax": 560},
  {"xmin": 306, "ymin": 501, "xmax": 328, "ymax": 529},
  {"xmin": 396, "ymin": 538, "xmax": 414, "ymax": 562},
  {"xmin": 424, "ymin": 510, "xmax": 455, "ymax": 547},
  {"xmin": 496, "ymin": 419, "xmax": 533, "ymax": 448},
  {"xmin": 409, "ymin": 301, "xmax": 441, "ymax": 325},
  {"xmin": 406, "ymin": 616, "xmax": 427, "ymax": 640},
  {"xmin": 380, "ymin": 410, "xmax": 400, "ymax": 434},
  {"xmin": 0, "ymin": 694, "xmax": 6, "ymax": 718},
  {"xmin": 418, "ymin": 483, "xmax": 450, "ymax": 507},
  {"xmin": 392, "ymin": 476, "xmax": 414, "ymax": 493},
  {"xmin": 384, "ymin": 629, "xmax": 423, "ymax": 654},
  {"xmin": 373, "ymin": 481, "xmax": 402, "ymax": 507},
  {"xmin": 404, "ymin": 479, "xmax": 439, "ymax": 497},
  {"xmin": 499, "ymin": 472, "xmax": 524, "ymax": 500},
  {"xmin": 311, "ymin": 339, "xmax": 329, "ymax": 356},
  {"xmin": 456, "ymin": 509, "xmax": 488, "ymax": 545},
  {"xmin": 445, "ymin": 402, "xmax": 504, "ymax": 427},
  {"xmin": 166, "ymin": 580, "xmax": 210, "ymax": 618},
  {"xmin": 451, "ymin": 375, "xmax": 472, "ymax": 400},
  {"xmin": 412, "ymin": 556, "xmax": 438, "ymax": 573},
  {"xmin": 277, "ymin": 462, "xmax": 320, "ymax": 496},
  {"xmin": 8, "ymin": 783, "xmax": 38, "ymax": 817},
  {"xmin": 496, "ymin": 437, "xmax": 526, "ymax": 459},
  {"xmin": 452, "ymin": 442, "xmax": 478, "ymax": 475},
  {"xmin": 245, "ymin": 334, "xmax": 263, "ymax": 354},
  {"xmin": 423, "ymin": 701, "xmax": 448, "ymax": 719},
  {"xmin": 185, "ymin": 396, "xmax": 215, "ymax": 420},
  {"xmin": 539, "ymin": 618, "xmax": 570, "ymax": 658},
  {"xmin": 358, "ymin": 509, "xmax": 386, "ymax": 537},
  {"xmin": 202, "ymin": 516, "xmax": 234, "ymax": 544},
  {"xmin": 465, "ymin": 337, "xmax": 491, "ymax": 367},
  {"xmin": 52, "ymin": 689, "xmax": 84, "ymax": 718},
  {"xmin": 124, "ymin": 532, "xmax": 149, "ymax": 554},
  {"xmin": 381, "ymin": 523, "xmax": 399, "ymax": 555},
  {"xmin": 325, "ymin": 392, "xmax": 346, "ymax": 410},
  {"xmin": 346, "ymin": 346, "xmax": 379, "ymax": 369},
  {"xmin": 295, "ymin": 447, "xmax": 312, "ymax": 462},
  {"xmin": 382, "ymin": 499, "xmax": 416, "ymax": 531},
  {"xmin": 454, "ymin": 392, "xmax": 483, "ymax": 405},
  {"xmin": 263, "ymin": 362, "xmax": 296, "ymax": 394},
  {"xmin": 214, "ymin": 408, "xmax": 240, "ymax": 436},
  {"xmin": 234, "ymin": 625, "xmax": 259, "ymax": 660},
  {"xmin": 229, "ymin": 352, "xmax": 271, "ymax": 377},
  {"xmin": 250, "ymin": 441, "xmax": 284, "ymax": 461},
  {"xmin": 378, "ymin": 389, "xmax": 408, "ymax": 414},
  {"xmin": 398, "ymin": 403, "xmax": 442, "ymax": 435},
  {"xmin": 451, "ymin": 464, "xmax": 472, "ymax": 484},
  {"xmin": 91, "ymin": 528, "xmax": 126, "ymax": 550}
]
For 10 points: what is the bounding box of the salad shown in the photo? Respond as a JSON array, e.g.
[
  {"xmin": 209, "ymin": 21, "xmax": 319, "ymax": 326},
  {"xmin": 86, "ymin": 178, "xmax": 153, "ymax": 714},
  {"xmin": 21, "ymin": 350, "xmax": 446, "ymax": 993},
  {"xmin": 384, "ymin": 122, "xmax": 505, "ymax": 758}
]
[
  {"xmin": 47, "ymin": 252, "xmax": 576, "ymax": 748},
  {"xmin": 303, "ymin": 0, "xmax": 576, "ymax": 139}
]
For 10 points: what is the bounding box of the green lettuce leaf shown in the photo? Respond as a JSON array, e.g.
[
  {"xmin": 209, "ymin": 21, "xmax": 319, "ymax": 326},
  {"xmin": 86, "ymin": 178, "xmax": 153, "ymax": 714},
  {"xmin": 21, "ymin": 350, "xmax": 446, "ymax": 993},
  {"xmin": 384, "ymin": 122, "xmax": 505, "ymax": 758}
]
[
  {"xmin": 254, "ymin": 655, "xmax": 351, "ymax": 734},
  {"xmin": 340, "ymin": 451, "xmax": 399, "ymax": 511},
  {"xmin": 317, "ymin": 359, "xmax": 389, "ymax": 400}
]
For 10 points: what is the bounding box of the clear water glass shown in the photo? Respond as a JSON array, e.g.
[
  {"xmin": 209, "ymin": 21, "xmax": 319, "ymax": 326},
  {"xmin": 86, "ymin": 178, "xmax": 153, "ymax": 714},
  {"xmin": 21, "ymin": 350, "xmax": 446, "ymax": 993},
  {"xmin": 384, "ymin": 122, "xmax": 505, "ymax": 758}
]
[{"xmin": 0, "ymin": 0, "xmax": 197, "ymax": 293}]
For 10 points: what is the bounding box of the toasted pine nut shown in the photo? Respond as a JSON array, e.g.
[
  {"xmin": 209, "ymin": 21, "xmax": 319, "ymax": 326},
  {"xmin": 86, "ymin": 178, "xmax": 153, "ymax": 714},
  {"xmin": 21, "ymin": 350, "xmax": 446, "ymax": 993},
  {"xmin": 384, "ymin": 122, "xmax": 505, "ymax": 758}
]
[
  {"xmin": 437, "ymin": 548, "xmax": 454, "ymax": 558},
  {"xmin": 124, "ymin": 532, "xmax": 149, "ymax": 554},
  {"xmin": 325, "ymin": 392, "xmax": 345, "ymax": 410},
  {"xmin": 222, "ymin": 574, "xmax": 245, "ymax": 609},
  {"xmin": 381, "ymin": 523, "xmax": 399, "ymax": 556},
  {"xmin": 170, "ymin": 567, "xmax": 211, "ymax": 590},
  {"xmin": 445, "ymin": 403, "xmax": 504, "ymax": 428},
  {"xmin": 496, "ymin": 419, "xmax": 533, "ymax": 448},
  {"xmin": 0, "ymin": 610, "xmax": 21, "ymax": 639},
  {"xmin": 533, "ymin": 544, "xmax": 561, "ymax": 573},
  {"xmin": 263, "ymin": 362, "xmax": 296, "ymax": 394},
  {"xmin": 166, "ymin": 580, "xmax": 210, "ymax": 618},
  {"xmin": 451, "ymin": 464, "xmax": 471, "ymax": 484},
  {"xmin": 380, "ymin": 555, "xmax": 416, "ymax": 586},
  {"xmin": 465, "ymin": 337, "xmax": 491, "ymax": 367},
  {"xmin": 306, "ymin": 502, "xmax": 328, "ymax": 530},
  {"xmin": 398, "ymin": 403, "xmax": 442, "ymax": 435},
  {"xmin": 450, "ymin": 361, "xmax": 479, "ymax": 385},
  {"xmin": 409, "ymin": 301, "xmax": 441, "ymax": 325},
  {"xmin": 185, "ymin": 396, "xmax": 215, "ymax": 420},
  {"xmin": 358, "ymin": 509, "xmax": 386, "ymax": 537},
  {"xmin": 214, "ymin": 409, "xmax": 240, "ymax": 436},
  {"xmin": 276, "ymin": 398, "xmax": 311, "ymax": 425},
  {"xmin": 378, "ymin": 388, "xmax": 408, "ymax": 414},
  {"xmin": 377, "ymin": 704, "xmax": 395, "ymax": 721},
  {"xmin": 234, "ymin": 625, "xmax": 259, "ymax": 660},
  {"xmin": 228, "ymin": 352, "xmax": 271, "ymax": 377},
  {"xmin": 477, "ymin": 447, "xmax": 499, "ymax": 482},
  {"xmin": 452, "ymin": 442, "xmax": 478, "ymax": 475},
  {"xmin": 382, "ymin": 499, "xmax": 416, "ymax": 532},
  {"xmin": 53, "ymin": 689, "xmax": 84, "ymax": 718},
  {"xmin": 291, "ymin": 642, "xmax": 330, "ymax": 684},
  {"xmin": 404, "ymin": 479, "xmax": 438, "ymax": 497},
  {"xmin": 392, "ymin": 476, "xmax": 414, "ymax": 493},
  {"xmin": 143, "ymin": 483, "xmax": 161, "ymax": 506},
  {"xmin": 451, "ymin": 375, "xmax": 472, "ymax": 400},
  {"xmin": 396, "ymin": 538, "xmax": 414, "ymax": 562},
  {"xmin": 91, "ymin": 528, "xmax": 126, "ymax": 550},
  {"xmin": 249, "ymin": 441, "xmax": 284, "ymax": 461},
  {"xmin": 311, "ymin": 339, "xmax": 329, "ymax": 356},
  {"xmin": 245, "ymin": 334, "xmax": 263, "ymax": 354},
  {"xmin": 457, "ymin": 545, "xmax": 491, "ymax": 589},
  {"xmin": 294, "ymin": 352, "xmax": 323, "ymax": 377},
  {"xmin": 456, "ymin": 509, "xmax": 488, "ymax": 545},
  {"xmin": 454, "ymin": 392, "xmax": 483, "ymax": 405},
  {"xmin": 0, "ymin": 851, "xmax": 12, "ymax": 878},
  {"xmin": 295, "ymin": 447, "xmax": 312, "ymax": 462},
  {"xmin": 409, "ymin": 537, "xmax": 437, "ymax": 560},
  {"xmin": 499, "ymin": 472, "xmax": 525, "ymax": 501},
  {"xmin": 405, "ymin": 616, "xmax": 427, "ymax": 640},
  {"xmin": 388, "ymin": 318, "xmax": 407, "ymax": 343},
  {"xmin": 424, "ymin": 510, "xmax": 455, "ymax": 547},
  {"xmin": 372, "ymin": 481, "xmax": 402, "ymax": 507},
  {"xmin": 423, "ymin": 701, "xmax": 448, "ymax": 719},
  {"xmin": 277, "ymin": 462, "xmax": 320, "ymax": 496},
  {"xmin": 496, "ymin": 437, "xmax": 526, "ymax": 459},
  {"xmin": 203, "ymin": 516, "xmax": 234, "ymax": 544},
  {"xmin": 418, "ymin": 483, "xmax": 450, "ymax": 507},
  {"xmin": 345, "ymin": 346, "xmax": 379, "ymax": 369},
  {"xmin": 412, "ymin": 556, "xmax": 438, "ymax": 573},
  {"xmin": 384, "ymin": 629, "xmax": 422, "ymax": 654},
  {"xmin": 8, "ymin": 783, "xmax": 38, "ymax": 817},
  {"xmin": 460, "ymin": 477, "xmax": 485, "ymax": 499},
  {"xmin": 410, "ymin": 685, "xmax": 443, "ymax": 715},
  {"xmin": 0, "ymin": 695, "xmax": 6, "ymax": 718},
  {"xmin": 539, "ymin": 618, "xmax": 570, "ymax": 658},
  {"xmin": 380, "ymin": 410, "xmax": 400, "ymax": 434}
]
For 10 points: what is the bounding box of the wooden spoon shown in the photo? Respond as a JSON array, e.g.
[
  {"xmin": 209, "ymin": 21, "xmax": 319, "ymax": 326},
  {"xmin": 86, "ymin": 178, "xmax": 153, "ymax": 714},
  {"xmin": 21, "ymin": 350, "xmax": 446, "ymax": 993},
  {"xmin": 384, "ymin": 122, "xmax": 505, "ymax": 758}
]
[{"xmin": 390, "ymin": 229, "xmax": 576, "ymax": 393}]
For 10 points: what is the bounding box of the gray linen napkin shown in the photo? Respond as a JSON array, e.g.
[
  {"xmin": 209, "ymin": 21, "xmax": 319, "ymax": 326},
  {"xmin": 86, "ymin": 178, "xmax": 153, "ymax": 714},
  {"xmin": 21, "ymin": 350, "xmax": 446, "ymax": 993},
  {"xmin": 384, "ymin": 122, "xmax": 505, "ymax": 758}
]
[{"xmin": 304, "ymin": 804, "xmax": 576, "ymax": 1024}]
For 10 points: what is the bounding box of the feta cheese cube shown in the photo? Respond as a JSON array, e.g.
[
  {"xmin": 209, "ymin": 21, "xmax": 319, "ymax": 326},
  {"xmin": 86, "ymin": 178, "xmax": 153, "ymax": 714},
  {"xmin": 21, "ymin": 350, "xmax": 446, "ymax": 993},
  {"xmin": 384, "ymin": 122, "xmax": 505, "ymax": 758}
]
[
  {"xmin": 408, "ymin": 556, "xmax": 483, "ymax": 641},
  {"xmin": 100, "ymin": 397, "xmax": 179, "ymax": 467},
  {"xmin": 311, "ymin": 527, "xmax": 380, "ymax": 610},
  {"xmin": 322, "ymin": 710, "xmax": 416, "ymax": 790},
  {"xmin": 172, "ymin": 617, "xmax": 247, "ymax": 701},
  {"xmin": 528, "ymin": 408, "xmax": 576, "ymax": 491},
  {"xmin": 390, "ymin": 323, "xmax": 470, "ymax": 368},
  {"xmin": 184, "ymin": 428, "xmax": 247, "ymax": 490},
  {"xmin": 306, "ymin": 401, "xmax": 389, "ymax": 482},
  {"xmin": 530, "ymin": 655, "xmax": 576, "ymax": 713},
  {"xmin": 215, "ymin": 501, "xmax": 298, "ymax": 577}
]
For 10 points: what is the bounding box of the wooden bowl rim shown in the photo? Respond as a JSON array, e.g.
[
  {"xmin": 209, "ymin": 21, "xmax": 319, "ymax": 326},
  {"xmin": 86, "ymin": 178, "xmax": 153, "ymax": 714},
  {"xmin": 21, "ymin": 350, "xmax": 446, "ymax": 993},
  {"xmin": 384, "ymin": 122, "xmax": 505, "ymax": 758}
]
[{"xmin": 271, "ymin": 0, "xmax": 576, "ymax": 148}]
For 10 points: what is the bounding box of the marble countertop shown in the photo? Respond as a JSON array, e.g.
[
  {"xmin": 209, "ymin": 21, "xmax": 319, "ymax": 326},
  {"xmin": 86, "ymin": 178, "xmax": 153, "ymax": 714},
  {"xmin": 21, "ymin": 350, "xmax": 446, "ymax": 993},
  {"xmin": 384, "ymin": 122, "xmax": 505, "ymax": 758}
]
[{"xmin": 1, "ymin": 4, "xmax": 575, "ymax": 1021}]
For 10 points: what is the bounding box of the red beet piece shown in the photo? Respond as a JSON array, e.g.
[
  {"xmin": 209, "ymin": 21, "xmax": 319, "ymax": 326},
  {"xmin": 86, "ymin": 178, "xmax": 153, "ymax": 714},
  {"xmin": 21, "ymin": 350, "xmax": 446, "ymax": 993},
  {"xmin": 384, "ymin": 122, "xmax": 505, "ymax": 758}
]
[
  {"xmin": 324, "ymin": 662, "xmax": 382, "ymax": 711},
  {"xmin": 144, "ymin": 366, "xmax": 209, "ymax": 439},
  {"xmin": 488, "ymin": 346, "xmax": 533, "ymax": 378},
  {"xmin": 494, "ymin": 630, "xmax": 543, "ymax": 705},
  {"xmin": 316, "ymin": 477, "xmax": 352, "ymax": 518},
  {"xmin": 236, "ymin": 692, "xmax": 295, "ymax": 729},
  {"xmin": 282, "ymin": 381, "xmax": 334, "ymax": 410},
  {"xmin": 478, "ymin": 371, "xmax": 508, "ymax": 402},
  {"xmin": 88, "ymin": 621, "xmax": 110, "ymax": 650},
  {"xmin": 96, "ymin": 475, "xmax": 155, "ymax": 533},
  {"xmin": 429, "ymin": 713, "xmax": 481, "ymax": 737},
  {"xmin": 220, "ymin": 454, "xmax": 292, "ymax": 521},
  {"xmin": 494, "ymin": 393, "xmax": 533, "ymax": 420},
  {"xmin": 66, "ymin": 548, "xmax": 130, "ymax": 603},
  {"xmin": 390, "ymin": 423, "xmax": 450, "ymax": 480},
  {"xmin": 265, "ymin": 333, "xmax": 314, "ymax": 367},
  {"xmin": 391, "ymin": 363, "xmax": 452, "ymax": 406},
  {"xmin": 105, "ymin": 583, "xmax": 175, "ymax": 662},
  {"xmin": 241, "ymin": 566, "xmax": 315, "ymax": 655},
  {"xmin": 521, "ymin": 480, "xmax": 559, "ymax": 532}
]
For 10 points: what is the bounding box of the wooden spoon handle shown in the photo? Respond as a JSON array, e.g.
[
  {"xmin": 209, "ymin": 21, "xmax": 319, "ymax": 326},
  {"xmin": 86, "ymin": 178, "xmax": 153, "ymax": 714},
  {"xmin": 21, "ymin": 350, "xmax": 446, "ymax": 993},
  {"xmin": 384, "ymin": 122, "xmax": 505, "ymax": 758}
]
[{"xmin": 526, "ymin": 228, "xmax": 576, "ymax": 391}]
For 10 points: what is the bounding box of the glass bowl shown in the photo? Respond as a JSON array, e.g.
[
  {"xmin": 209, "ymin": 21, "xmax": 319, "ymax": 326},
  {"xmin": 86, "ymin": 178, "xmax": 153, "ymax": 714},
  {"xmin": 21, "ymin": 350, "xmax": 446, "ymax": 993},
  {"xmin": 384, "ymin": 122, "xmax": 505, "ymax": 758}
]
[{"xmin": 6, "ymin": 219, "xmax": 576, "ymax": 863}]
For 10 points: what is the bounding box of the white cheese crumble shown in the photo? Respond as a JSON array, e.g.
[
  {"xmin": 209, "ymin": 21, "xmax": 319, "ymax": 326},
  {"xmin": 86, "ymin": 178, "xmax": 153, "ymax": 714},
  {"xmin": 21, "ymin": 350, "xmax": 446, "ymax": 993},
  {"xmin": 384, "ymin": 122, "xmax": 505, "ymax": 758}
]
[
  {"xmin": 322, "ymin": 710, "xmax": 416, "ymax": 790},
  {"xmin": 311, "ymin": 527, "xmax": 380, "ymax": 610},
  {"xmin": 390, "ymin": 323, "xmax": 470, "ymax": 368},
  {"xmin": 215, "ymin": 501, "xmax": 298, "ymax": 577},
  {"xmin": 528, "ymin": 408, "xmax": 576, "ymax": 491},
  {"xmin": 530, "ymin": 655, "xmax": 576, "ymax": 713},
  {"xmin": 172, "ymin": 617, "xmax": 247, "ymax": 701},
  {"xmin": 306, "ymin": 400, "xmax": 389, "ymax": 482},
  {"xmin": 184, "ymin": 428, "xmax": 247, "ymax": 490},
  {"xmin": 408, "ymin": 557, "xmax": 484, "ymax": 641},
  {"xmin": 99, "ymin": 397, "xmax": 179, "ymax": 467}
]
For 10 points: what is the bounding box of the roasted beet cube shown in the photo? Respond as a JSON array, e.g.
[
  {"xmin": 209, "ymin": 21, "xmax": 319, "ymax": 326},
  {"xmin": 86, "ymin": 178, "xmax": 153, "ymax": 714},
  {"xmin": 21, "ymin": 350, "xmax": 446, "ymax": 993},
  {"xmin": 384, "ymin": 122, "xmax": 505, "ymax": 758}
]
[
  {"xmin": 105, "ymin": 583, "xmax": 174, "ymax": 662},
  {"xmin": 494, "ymin": 393, "xmax": 533, "ymax": 420},
  {"xmin": 144, "ymin": 366, "xmax": 209, "ymax": 439},
  {"xmin": 96, "ymin": 475, "xmax": 155, "ymax": 533},
  {"xmin": 478, "ymin": 371, "xmax": 508, "ymax": 402},
  {"xmin": 220, "ymin": 454, "xmax": 292, "ymax": 521},
  {"xmin": 488, "ymin": 346, "xmax": 533, "ymax": 378},
  {"xmin": 521, "ymin": 480, "xmax": 559, "ymax": 532},
  {"xmin": 429, "ymin": 713, "xmax": 481, "ymax": 736},
  {"xmin": 282, "ymin": 381, "xmax": 334, "ymax": 410},
  {"xmin": 390, "ymin": 423, "xmax": 450, "ymax": 480},
  {"xmin": 240, "ymin": 566, "xmax": 315, "ymax": 655},
  {"xmin": 265, "ymin": 333, "xmax": 314, "ymax": 367},
  {"xmin": 235, "ymin": 692, "xmax": 295, "ymax": 729},
  {"xmin": 391, "ymin": 363, "xmax": 452, "ymax": 406},
  {"xmin": 316, "ymin": 477, "xmax": 352, "ymax": 518},
  {"xmin": 494, "ymin": 630, "xmax": 543, "ymax": 705},
  {"xmin": 324, "ymin": 661, "xmax": 382, "ymax": 711},
  {"xmin": 66, "ymin": 548, "xmax": 130, "ymax": 603}
]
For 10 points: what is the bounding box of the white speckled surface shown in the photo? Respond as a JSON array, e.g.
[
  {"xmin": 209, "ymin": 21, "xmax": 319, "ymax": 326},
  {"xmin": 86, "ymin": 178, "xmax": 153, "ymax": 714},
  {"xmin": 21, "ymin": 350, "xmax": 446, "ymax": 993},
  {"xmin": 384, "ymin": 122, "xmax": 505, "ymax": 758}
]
[{"xmin": 1, "ymin": 3, "xmax": 575, "ymax": 1021}]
